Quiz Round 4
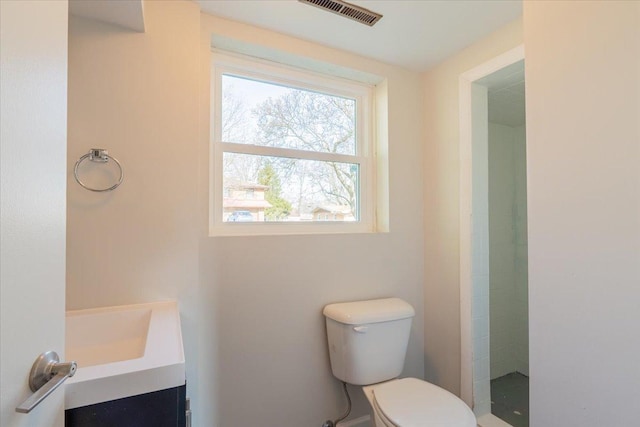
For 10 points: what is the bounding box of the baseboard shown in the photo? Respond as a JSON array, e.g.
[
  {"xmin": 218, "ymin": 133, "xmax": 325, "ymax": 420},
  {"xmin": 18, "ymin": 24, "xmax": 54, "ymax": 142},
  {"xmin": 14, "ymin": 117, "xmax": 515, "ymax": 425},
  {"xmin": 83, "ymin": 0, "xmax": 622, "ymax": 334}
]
[{"xmin": 337, "ymin": 415, "xmax": 371, "ymax": 427}]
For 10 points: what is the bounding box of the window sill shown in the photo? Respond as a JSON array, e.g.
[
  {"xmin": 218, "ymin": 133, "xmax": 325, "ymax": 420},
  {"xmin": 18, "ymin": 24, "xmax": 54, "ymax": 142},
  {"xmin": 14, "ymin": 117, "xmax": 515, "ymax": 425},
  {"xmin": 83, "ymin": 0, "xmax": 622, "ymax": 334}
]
[{"xmin": 209, "ymin": 221, "xmax": 380, "ymax": 237}]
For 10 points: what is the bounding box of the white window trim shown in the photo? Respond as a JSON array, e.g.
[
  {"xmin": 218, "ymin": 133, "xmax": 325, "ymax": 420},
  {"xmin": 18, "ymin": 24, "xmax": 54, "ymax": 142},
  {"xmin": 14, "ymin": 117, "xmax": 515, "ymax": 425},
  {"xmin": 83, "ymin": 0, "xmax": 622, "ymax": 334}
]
[{"xmin": 210, "ymin": 51, "xmax": 376, "ymax": 236}]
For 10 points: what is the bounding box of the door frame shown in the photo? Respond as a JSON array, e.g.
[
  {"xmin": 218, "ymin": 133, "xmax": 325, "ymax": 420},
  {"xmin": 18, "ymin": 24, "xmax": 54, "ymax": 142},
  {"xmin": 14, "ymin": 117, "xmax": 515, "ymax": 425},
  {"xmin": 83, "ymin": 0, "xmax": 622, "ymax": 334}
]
[{"xmin": 458, "ymin": 44, "xmax": 525, "ymax": 412}]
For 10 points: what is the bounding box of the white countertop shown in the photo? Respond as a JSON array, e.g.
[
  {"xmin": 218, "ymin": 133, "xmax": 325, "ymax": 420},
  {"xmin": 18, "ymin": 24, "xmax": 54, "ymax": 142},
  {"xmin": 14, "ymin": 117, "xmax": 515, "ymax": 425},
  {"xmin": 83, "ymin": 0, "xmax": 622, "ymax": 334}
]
[{"xmin": 65, "ymin": 300, "xmax": 185, "ymax": 409}]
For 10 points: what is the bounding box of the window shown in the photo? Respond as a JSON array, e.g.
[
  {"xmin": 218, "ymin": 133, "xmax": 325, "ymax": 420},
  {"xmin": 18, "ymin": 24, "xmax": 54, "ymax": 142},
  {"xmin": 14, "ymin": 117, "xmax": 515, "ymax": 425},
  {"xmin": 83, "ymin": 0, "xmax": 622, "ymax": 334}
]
[{"xmin": 211, "ymin": 52, "xmax": 375, "ymax": 235}]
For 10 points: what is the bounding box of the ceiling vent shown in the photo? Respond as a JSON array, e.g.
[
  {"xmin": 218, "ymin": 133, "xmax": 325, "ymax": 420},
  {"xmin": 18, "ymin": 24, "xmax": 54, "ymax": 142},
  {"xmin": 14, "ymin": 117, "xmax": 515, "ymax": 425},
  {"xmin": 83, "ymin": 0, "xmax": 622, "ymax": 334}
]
[{"xmin": 298, "ymin": 0, "xmax": 383, "ymax": 27}]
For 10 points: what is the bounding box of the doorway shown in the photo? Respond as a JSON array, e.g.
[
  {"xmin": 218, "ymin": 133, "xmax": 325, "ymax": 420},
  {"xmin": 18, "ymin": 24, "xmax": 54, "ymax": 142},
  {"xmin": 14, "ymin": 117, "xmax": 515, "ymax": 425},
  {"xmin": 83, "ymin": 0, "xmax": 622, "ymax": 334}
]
[{"xmin": 459, "ymin": 46, "xmax": 528, "ymax": 427}]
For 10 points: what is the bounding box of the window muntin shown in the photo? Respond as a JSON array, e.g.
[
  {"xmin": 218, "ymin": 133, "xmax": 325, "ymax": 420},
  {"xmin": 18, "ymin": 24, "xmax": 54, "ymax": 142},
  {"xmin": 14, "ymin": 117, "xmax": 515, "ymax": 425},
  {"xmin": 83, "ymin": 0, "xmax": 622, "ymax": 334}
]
[{"xmin": 212, "ymin": 53, "xmax": 373, "ymax": 235}]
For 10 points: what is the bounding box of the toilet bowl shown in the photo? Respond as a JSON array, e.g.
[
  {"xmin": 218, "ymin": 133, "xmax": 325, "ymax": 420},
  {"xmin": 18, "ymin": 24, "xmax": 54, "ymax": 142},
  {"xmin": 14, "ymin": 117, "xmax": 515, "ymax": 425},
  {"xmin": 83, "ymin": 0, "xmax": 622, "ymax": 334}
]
[
  {"xmin": 362, "ymin": 378, "xmax": 476, "ymax": 427},
  {"xmin": 323, "ymin": 298, "xmax": 476, "ymax": 427}
]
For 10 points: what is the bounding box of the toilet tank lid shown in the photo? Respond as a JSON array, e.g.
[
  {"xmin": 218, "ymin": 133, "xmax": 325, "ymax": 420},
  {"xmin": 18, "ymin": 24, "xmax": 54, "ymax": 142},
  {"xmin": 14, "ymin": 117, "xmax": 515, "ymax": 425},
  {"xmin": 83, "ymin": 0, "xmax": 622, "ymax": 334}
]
[{"xmin": 323, "ymin": 298, "xmax": 415, "ymax": 325}]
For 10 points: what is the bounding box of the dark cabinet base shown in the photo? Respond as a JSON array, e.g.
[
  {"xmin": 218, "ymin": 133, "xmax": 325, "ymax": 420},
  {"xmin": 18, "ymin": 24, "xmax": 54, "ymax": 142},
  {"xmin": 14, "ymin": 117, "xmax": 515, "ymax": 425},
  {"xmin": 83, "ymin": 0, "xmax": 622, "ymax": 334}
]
[{"xmin": 65, "ymin": 384, "xmax": 186, "ymax": 427}]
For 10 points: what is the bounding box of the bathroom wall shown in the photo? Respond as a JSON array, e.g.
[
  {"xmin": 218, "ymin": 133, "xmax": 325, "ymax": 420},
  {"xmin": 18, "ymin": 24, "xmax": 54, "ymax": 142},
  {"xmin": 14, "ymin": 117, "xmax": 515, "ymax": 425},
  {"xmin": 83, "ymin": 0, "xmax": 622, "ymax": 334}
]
[
  {"xmin": 67, "ymin": 1, "xmax": 425, "ymax": 426},
  {"xmin": 488, "ymin": 123, "xmax": 516, "ymax": 379},
  {"xmin": 67, "ymin": 0, "xmax": 202, "ymax": 421},
  {"xmin": 488, "ymin": 122, "xmax": 528, "ymax": 379},
  {"xmin": 512, "ymin": 125, "xmax": 528, "ymax": 376},
  {"xmin": 198, "ymin": 13, "xmax": 425, "ymax": 427},
  {"xmin": 524, "ymin": 1, "xmax": 640, "ymax": 425},
  {"xmin": 422, "ymin": 18, "xmax": 523, "ymax": 395}
]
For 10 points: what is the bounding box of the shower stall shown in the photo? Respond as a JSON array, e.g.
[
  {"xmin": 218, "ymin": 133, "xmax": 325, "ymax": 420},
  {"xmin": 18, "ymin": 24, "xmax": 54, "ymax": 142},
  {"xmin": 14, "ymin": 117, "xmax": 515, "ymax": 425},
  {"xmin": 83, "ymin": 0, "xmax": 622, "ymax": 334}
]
[
  {"xmin": 487, "ymin": 119, "xmax": 528, "ymax": 427},
  {"xmin": 459, "ymin": 48, "xmax": 529, "ymax": 427}
]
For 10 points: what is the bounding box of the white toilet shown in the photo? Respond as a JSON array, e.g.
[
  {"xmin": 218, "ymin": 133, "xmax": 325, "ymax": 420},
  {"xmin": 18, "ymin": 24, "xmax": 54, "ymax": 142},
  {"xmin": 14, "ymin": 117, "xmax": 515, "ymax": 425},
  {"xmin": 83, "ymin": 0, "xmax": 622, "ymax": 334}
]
[{"xmin": 323, "ymin": 298, "xmax": 476, "ymax": 427}]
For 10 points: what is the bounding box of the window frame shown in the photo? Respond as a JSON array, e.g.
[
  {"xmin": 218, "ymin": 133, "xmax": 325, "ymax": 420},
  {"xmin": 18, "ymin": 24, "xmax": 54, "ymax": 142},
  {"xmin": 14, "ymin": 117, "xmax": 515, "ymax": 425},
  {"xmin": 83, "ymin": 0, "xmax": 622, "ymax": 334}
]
[{"xmin": 210, "ymin": 51, "xmax": 376, "ymax": 236}]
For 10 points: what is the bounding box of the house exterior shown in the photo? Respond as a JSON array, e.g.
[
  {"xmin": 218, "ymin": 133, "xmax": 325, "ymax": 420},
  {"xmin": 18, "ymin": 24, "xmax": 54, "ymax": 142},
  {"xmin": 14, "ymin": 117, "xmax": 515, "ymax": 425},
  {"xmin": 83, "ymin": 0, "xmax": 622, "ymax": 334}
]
[
  {"xmin": 311, "ymin": 205, "xmax": 355, "ymax": 222},
  {"xmin": 223, "ymin": 183, "xmax": 272, "ymax": 221}
]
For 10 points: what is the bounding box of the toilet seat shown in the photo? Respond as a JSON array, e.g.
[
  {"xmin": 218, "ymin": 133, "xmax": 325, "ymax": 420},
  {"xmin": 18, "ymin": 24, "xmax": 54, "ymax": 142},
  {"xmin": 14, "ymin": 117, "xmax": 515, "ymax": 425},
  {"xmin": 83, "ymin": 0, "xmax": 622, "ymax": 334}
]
[{"xmin": 370, "ymin": 378, "xmax": 476, "ymax": 427}]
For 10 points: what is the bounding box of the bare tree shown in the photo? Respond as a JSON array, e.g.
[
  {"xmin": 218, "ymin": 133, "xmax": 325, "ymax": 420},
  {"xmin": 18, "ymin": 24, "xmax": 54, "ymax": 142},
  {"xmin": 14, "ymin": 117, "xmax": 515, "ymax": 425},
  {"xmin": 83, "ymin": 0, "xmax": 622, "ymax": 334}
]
[
  {"xmin": 221, "ymin": 82, "xmax": 261, "ymax": 184},
  {"xmin": 253, "ymin": 90, "xmax": 357, "ymax": 213},
  {"xmin": 221, "ymin": 81, "xmax": 249, "ymax": 142}
]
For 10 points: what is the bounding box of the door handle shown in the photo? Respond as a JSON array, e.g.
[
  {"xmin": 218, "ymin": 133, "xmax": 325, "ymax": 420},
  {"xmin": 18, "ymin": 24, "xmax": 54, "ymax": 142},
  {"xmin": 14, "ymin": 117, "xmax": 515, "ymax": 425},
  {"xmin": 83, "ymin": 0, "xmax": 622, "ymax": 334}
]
[{"xmin": 15, "ymin": 351, "xmax": 77, "ymax": 414}]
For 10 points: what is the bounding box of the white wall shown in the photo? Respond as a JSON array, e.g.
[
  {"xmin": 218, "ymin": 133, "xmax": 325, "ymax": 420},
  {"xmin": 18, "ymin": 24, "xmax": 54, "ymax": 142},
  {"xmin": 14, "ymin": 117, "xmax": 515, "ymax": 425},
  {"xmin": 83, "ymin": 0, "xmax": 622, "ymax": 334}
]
[
  {"xmin": 513, "ymin": 125, "xmax": 528, "ymax": 376},
  {"xmin": 489, "ymin": 123, "xmax": 516, "ymax": 379},
  {"xmin": 198, "ymin": 13, "xmax": 425, "ymax": 427},
  {"xmin": 488, "ymin": 122, "xmax": 528, "ymax": 379},
  {"xmin": 67, "ymin": 2, "xmax": 425, "ymax": 426},
  {"xmin": 66, "ymin": 0, "xmax": 201, "ymax": 421},
  {"xmin": 524, "ymin": 1, "xmax": 640, "ymax": 426},
  {"xmin": 470, "ymin": 84, "xmax": 490, "ymax": 416},
  {"xmin": 423, "ymin": 18, "xmax": 523, "ymax": 395}
]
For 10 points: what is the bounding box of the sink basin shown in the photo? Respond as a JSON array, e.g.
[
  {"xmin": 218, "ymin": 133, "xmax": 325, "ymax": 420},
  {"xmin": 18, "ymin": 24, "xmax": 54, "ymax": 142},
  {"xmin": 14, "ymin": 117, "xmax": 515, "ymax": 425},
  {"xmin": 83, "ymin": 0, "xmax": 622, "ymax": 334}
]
[
  {"xmin": 64, "ymin": 301, "xmax": 185, "ymax": 409},
  {"xmin": 67, "ymin": 306, "xmax": 151, "ymax": 367}
]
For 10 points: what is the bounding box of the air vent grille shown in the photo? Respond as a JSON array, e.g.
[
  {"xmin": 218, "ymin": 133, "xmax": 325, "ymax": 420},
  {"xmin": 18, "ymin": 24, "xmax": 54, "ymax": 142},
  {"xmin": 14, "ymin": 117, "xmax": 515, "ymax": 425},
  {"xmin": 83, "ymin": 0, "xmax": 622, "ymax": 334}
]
[{"xmin": 298, "ymin": 0, "xmax": 383, "ymax": 27}]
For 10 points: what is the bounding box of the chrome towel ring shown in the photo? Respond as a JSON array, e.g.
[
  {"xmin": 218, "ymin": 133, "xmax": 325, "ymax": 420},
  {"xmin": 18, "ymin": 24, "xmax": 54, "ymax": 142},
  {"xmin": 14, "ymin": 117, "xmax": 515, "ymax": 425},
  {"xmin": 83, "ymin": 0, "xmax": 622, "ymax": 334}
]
[{"xmin": 73, "ymin": 148, "xmax": 124, "ymax": 192}]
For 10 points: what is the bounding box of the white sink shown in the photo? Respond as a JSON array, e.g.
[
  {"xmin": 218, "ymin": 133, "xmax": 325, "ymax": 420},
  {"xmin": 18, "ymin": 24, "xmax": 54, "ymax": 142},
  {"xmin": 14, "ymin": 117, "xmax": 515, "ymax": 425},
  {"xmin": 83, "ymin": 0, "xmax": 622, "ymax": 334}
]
[{"xmin": 64, "ymin": 301, "xmax": 185, "ymax": 409}]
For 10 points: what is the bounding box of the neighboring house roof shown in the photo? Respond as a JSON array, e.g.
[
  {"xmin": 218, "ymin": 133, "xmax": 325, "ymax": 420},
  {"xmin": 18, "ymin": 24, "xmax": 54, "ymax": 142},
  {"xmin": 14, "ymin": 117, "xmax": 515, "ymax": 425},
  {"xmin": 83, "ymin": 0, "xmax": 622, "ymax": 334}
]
[
  {"xmin": 312, "ymin": 205, "xmax": 352, "ymax": 214},
  {"xmin": 223, "ymin": 199, "xmax": 272, "ymax": 209},
  {"xmin": 226, "ymin": 182, "xmax": 269, "ymax": 190}
]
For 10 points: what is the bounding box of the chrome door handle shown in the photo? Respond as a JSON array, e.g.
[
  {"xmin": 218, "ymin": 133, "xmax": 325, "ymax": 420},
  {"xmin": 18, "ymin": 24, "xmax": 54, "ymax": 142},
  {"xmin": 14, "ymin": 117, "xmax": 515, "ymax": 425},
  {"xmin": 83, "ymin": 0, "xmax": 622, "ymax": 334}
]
[{"xmin": 16, "ymin": 351, "xmax": 77, "ymax": 414}]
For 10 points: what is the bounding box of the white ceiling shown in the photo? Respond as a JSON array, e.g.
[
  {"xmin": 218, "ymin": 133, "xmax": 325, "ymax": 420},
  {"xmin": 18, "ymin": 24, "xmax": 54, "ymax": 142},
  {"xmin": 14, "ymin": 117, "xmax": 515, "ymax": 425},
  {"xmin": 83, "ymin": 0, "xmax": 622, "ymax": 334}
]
[
  {"xmin": 197, "ymin": 0, "xmax": 522, "ymax": 71},
  {"xmin": 69, "ymin": 0, "xmax": 145, "ymax": 32},
  {"xmin": 68, "ymin": 0, "xmax": 525, "ymax": 125}
]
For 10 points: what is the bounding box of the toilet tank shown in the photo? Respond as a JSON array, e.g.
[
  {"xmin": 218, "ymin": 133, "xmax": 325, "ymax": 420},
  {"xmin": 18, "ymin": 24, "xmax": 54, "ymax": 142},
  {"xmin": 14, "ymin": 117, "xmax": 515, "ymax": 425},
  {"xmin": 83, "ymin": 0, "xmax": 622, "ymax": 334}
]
[{"xmin": 323, "ymin": 298, "xmax": 415, "ymax": 385}]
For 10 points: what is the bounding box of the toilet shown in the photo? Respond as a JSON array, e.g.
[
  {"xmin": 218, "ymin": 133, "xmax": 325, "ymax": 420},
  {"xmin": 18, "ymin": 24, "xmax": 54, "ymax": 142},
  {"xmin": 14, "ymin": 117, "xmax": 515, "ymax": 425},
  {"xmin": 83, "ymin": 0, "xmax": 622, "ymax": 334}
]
[{"xmin": 323, "ymin": 298, "xmax": 476, "ymax": 427}]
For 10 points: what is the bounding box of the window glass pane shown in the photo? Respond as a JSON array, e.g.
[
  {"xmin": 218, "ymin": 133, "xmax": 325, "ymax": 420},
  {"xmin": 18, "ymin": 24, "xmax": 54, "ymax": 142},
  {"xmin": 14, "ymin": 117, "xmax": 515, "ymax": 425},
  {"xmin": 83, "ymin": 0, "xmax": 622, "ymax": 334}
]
[
  {"xmin": 221, "ymin": 75, "xmax": 356, "ymax": 155},
  {"xmin": 223, "ymin": 152, "xmax": 359, "ymax": 222}
]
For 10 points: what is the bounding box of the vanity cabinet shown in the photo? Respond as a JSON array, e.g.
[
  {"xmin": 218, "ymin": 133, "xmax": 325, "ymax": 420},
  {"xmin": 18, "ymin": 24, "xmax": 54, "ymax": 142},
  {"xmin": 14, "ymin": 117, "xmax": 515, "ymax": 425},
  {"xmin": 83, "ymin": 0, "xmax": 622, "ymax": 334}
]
[{"xmin": 65, "ymin": 384, "xmax": 186, "ymax": 427}]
